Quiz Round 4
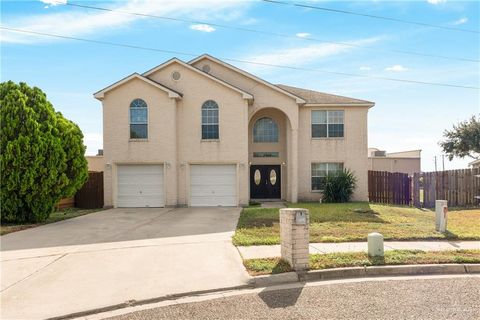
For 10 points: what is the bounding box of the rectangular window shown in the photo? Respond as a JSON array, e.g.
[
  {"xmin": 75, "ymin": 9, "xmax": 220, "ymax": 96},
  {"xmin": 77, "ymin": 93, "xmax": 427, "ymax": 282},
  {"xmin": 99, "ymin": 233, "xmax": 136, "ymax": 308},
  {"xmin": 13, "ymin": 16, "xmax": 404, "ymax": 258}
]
[
  {"xmin": 130, "ymin": 108, "xmax": 148, "ymax": 139},
  {"xmin": 311, "ymin": 162, "xmax": 344, "ymax": 191},
  {"xmin": 202, "ymin": 125, "xmax": 219, "ymax": 139},
  {"xmin": 311, "ymin": 110, "xmax": 344, "ymax": 138},
  {"xmin": 253, "ymin": 152, "xmax": 279, "ymax": 158},
  {"xmin": 202, "ymin": 107, "xmax": 219, "ymax": 139}
]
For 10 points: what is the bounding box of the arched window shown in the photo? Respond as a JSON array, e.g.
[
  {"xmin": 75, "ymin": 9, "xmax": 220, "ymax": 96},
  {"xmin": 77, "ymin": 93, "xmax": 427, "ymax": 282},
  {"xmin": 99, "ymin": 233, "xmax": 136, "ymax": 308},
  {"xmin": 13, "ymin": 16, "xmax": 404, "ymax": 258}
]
[
  {"xmin": 253, "ymin": 117, "xmax": 278, "ymax": 143},
  {"xmin": 201, "ymin": 100, "xmax": 219, "ymax": 139},
  {"xmin": 130, "ymin": 98, "xmax": 148, "ymax": 139}
]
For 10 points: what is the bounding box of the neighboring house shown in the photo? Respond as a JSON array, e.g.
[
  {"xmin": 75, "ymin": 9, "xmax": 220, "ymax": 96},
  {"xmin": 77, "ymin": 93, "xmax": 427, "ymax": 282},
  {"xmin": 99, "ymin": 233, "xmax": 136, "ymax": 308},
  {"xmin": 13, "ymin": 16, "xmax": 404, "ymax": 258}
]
[
  {"xmin": 86, "ymin": 155, "xmax": 104, "ymax": 172},
  {"xmin": 469, "ymin": 159, "xmax": 480, "ymax": 169},
  {"xmin": 368, "ymin": 148, "xmax": 421, "ymax": 175},
  {"xmin": 94, "ymin": 54, "xmax": 374, "ymax": 208}
]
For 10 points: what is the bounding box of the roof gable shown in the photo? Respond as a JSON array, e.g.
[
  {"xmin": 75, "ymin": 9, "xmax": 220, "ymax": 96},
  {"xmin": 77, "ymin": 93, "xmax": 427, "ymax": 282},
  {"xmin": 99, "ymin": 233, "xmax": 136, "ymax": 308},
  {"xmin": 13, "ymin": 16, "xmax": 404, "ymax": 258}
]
[
  {"xmin": 94, "ymin": 73, "xmax": 182, "ymax": 100},
  {"xmin": 276, "ymin": 84, "xmax": 374, "ymax": 107},
  {"xmin": 188, "ymin": 54, "xmax": 306, "ymax": 104},
  {"xmin": 142, "ymin": 58, "xmax": 253, "ymax": 100}
]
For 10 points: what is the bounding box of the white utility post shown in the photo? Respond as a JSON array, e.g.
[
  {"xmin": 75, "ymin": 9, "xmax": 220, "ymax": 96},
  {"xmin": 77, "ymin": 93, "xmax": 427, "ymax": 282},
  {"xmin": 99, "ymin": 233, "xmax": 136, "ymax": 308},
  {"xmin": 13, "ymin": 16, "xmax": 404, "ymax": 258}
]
[
  {"xmin": 368, "ymin": 232, "xmax": 384, "ymax": 257},
  {"xmin": 280, "ymin": 208, "xmax": 309, "ymax": 271},
  {"xmin": 435, "ymin": 200, "xmax": 448, "ymax": 233}
]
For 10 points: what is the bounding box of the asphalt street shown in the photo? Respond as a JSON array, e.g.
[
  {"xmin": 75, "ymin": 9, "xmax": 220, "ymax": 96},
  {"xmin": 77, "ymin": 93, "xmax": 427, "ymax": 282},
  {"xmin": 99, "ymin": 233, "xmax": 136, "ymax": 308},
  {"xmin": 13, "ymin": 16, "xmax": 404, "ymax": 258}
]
[{"xmin": 105, "ymin": 276, "xmax": 480, "ymax": 320}]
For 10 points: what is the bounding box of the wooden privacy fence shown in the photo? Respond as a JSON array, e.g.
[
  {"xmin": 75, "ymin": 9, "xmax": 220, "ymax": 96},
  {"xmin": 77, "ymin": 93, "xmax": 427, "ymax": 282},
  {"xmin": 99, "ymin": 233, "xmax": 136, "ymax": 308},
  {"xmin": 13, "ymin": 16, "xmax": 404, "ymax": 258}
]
[
  {"xmin": 368, "ymin": 171, "xmax": 411, "ymax": 205},
  {"xmin": 413, "ymin": 168, "xmax": 480, "ymax": 208},
  {"xmin": 369, "ymin": 168, "xmax": 480, "ymax": 208},
  {"xmin": 75, "ymin": 171, "xmax": 104, "ymax": 209}
]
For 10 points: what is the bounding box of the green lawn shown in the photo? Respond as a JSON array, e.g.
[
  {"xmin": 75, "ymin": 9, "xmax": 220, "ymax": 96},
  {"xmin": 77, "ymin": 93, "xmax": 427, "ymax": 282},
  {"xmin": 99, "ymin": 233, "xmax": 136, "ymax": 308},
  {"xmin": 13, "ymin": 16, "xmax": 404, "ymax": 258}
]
[
  {"xmin": 233, "ymin": 202, "xmax": 480, "ymax": 246},
  {"xmin": 0, "ymin": 208, "xmax": 102, "ymax": 236},
  {"xmin": 244, "ymin": 249, "xmax": 480, "ymax": 276}
]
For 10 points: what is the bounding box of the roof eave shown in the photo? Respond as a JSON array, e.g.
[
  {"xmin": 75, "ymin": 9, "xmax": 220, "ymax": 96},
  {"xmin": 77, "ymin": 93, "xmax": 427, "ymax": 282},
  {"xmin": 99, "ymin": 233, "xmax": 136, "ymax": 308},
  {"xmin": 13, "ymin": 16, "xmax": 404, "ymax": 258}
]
[
  {"xmin": 303, "ymin": 102, "xmax": 375, "ymax": 107},
  {"xmin": 93, "ymin": 73, "xmax": 182, "ymax": 101},
  {"xmin": 143, "ymin": 57, "xmax": 253, "ymax": 100}
]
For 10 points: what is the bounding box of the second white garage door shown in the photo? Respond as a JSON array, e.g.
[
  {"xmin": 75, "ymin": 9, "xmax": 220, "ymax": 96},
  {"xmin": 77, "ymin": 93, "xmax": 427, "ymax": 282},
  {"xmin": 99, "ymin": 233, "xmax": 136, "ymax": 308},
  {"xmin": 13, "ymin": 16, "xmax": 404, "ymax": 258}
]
[
  {"xmin": 117, "ymin": 164, "xmax": 164, "ymax": 207},
  {"xmin": 190, "ymin": 164, "xmax": 237, "ymax": 207}
]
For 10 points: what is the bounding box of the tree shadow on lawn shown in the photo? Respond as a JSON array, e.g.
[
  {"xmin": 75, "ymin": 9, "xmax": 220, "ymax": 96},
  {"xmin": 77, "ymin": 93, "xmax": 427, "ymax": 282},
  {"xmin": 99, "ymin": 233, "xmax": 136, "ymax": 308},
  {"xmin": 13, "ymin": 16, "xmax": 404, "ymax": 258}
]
[
  {"xmin": 241, "ymin": 203, "xmax": 389, "ymax": 228},
  {"xmin": 305, "ymin": 202, "xmax": 388, "ymax": 224}
]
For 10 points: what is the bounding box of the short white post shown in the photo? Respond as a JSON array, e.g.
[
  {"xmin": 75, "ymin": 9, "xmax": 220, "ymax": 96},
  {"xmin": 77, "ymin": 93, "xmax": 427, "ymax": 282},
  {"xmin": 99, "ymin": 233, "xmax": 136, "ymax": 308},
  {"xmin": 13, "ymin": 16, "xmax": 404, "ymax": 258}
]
[
  {"xmin": 435, "ymin": 200, "xmax": 448, "ymax": 232},
  {"xmin": 368, "ymin": 232, "xmax": 384, "ymax": 257},
  {"xmin": 280, "ymin": 208, "xmax": 309, "ymax": 271}
]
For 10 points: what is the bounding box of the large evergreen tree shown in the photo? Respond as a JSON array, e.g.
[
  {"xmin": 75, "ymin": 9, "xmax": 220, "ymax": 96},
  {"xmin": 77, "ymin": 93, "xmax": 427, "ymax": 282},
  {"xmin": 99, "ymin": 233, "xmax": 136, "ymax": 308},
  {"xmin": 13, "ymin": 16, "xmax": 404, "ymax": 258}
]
[{"xmin": 0, "ymin": 81, "xmax": 88, "ymax": 222}]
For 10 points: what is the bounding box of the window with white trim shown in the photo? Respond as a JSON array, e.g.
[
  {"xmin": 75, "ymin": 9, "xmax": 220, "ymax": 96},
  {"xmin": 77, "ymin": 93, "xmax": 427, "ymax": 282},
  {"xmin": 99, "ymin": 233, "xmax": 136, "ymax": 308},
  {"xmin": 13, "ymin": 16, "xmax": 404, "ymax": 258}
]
[
  {"xmin": 311, "ymin": 110, "xmax": 344, "ymax": 138},
  {"xmin": 201, "ymin": 100, "xmax": 219, "ymax": 139},
  {"xmin": 130, "ymin": 98, "xmax": 148, "ymax": 139},
  {"xmin": 311, "ymin": 162, "xmax": 344, "ymax": 191}
]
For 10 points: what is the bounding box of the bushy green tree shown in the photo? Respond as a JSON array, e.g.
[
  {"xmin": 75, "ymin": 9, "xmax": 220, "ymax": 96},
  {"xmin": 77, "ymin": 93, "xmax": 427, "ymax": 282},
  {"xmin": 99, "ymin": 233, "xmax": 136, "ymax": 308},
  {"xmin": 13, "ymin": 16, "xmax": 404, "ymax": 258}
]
[
  {"xmin": 0, "ymin": 81, "xmax": 88, "ymax": 223},
  {"xmin": 440, "ymin": 116, "xmax": 480, "ymax": 161},
  {"xmin": 322, "ymin": 169, "xmax": 357, "ymax": 203}
]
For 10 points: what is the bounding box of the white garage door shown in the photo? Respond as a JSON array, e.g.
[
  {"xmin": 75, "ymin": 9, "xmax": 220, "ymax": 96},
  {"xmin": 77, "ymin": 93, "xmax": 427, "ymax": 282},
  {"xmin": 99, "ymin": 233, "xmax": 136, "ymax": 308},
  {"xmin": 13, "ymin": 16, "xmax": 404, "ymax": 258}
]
[
  {"xmin": 117, "ymin": 165, "xmax": 164, "ymax": 207},
  {"xmin": 190, "ymin": 165, "xmax": 237, "ymax": 207}
]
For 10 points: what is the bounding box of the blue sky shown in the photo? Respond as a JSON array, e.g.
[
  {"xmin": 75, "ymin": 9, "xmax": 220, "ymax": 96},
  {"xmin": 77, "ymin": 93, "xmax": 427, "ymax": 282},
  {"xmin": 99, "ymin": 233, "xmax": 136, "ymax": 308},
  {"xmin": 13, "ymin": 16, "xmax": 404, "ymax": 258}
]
[{"xmin": 1, "ymin": 0, "xmax": 479, "ymax": 171}]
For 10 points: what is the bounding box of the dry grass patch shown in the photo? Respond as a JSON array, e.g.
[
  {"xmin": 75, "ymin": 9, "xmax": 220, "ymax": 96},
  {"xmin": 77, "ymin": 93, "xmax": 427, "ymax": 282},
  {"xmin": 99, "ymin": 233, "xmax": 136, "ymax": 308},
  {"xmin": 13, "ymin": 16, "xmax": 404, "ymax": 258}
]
[
  {"xmin": 232, "ymin": 202, "xmax": 480, "ymax": 246},
  {"xmin": 244, "ymin": 249, "xmax": 480, "ymax": 275}
]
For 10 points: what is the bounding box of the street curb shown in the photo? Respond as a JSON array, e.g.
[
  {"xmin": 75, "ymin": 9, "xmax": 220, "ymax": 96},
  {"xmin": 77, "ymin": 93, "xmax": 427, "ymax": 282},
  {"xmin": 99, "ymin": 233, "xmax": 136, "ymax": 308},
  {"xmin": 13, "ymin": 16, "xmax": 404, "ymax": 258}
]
[
  {"xmin": 48, "ymin": 284, "xmax": 253, "ymax": 320},
  {"xmin": 252, "ymin": 263, "xmax": 480, "ymax": 287}
]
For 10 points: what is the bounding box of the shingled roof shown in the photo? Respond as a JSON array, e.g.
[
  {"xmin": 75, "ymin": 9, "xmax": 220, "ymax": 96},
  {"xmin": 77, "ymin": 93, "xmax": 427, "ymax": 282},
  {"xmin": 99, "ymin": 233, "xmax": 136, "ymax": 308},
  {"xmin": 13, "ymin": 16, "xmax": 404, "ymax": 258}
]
[{"xmin": 276, "ymin": 84, "xmax": 374, "ymax": 106}]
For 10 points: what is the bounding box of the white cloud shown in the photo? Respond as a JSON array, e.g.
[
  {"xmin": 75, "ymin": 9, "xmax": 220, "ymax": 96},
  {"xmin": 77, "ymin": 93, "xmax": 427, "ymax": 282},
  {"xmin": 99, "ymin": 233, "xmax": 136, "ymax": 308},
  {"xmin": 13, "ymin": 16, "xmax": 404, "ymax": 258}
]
[
  {"xmin": 427, "ymin": 0, "xmax": 446, "ymax": 4},
  {"xmin": 243, "ymin": 37, "xmax": 381, "ymax": 71},
  {"xmin": 296, "ymin": 32, "xmax": 311, "ymax": 38},
  {"xmin": 452, "ymin": 17, "xmax": 468, "ymax": 25},
  {"xmin": 359, "ymin": 66, "xmax": 371, "ymax": 71},
  {"xmin": 385, "ymin": 65, "xmax": 408, "ymax": 72},
  {"xmin": 1, "ymin": 0, "xmax": 249, "ymax": 43},
  {"xmin": 40, "ymin": 0, "xmax": 67, "ymax": 6},
  {"xmin": 190, "ymin": 24, "xmax": 216, "ymax": 32}
]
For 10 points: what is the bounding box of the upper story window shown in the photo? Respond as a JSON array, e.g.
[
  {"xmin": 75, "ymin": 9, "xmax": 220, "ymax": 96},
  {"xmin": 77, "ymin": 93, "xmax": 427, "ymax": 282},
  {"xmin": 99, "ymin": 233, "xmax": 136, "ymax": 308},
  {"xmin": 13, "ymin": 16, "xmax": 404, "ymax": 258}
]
[
  {"xmin": 253, "ymin": 117, "xmax": 279, "ymax": 143},
  {"xmin": 311, "ymin": 110, "xmax": 344, "ymax": 138},
  {"xmin": 201, "ymin": 100, "xmax": 219, "ymax": 140},
  {"xmin": 130, "ymin": 98, "xmax": 148, "ymax": 139}
]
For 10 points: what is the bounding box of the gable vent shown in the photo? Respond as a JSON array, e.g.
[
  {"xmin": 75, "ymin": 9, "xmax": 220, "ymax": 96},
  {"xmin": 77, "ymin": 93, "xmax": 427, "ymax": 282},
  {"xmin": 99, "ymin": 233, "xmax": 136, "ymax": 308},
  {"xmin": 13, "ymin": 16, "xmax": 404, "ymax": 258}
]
[
  {"xmin": 172, "ymin": 71, "xmax": 181, "ymax": 81},
  {"xmin": 201, "ymin": 64, "xmax": 211, "ymax": 73}
]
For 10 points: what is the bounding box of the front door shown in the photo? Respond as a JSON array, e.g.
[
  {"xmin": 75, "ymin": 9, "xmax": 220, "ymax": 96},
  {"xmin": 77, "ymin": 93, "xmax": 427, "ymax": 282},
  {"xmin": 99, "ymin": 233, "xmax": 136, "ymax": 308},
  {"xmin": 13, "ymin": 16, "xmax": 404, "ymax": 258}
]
[{"xmin": 250, "ymin": 165, "xmax": 281, "ymax": 199}]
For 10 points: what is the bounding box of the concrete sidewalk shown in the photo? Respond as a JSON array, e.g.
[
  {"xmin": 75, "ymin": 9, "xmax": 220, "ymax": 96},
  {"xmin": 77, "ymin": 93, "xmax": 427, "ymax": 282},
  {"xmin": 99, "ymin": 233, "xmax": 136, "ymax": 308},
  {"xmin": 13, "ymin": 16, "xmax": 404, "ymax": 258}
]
[{"xmin": 237, "ymin": 241, "xmax": 480, "ymax": 259}]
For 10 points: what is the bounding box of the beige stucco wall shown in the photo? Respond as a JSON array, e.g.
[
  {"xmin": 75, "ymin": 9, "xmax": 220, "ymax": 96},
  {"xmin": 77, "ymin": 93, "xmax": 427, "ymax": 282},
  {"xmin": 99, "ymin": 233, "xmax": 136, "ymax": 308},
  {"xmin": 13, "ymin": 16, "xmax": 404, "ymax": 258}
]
[
  {"xmin": 297, "ymin": 106, "xmax": 370, "ymax": 201},
  {"xmin": 387, "ymin": 150, "xmax": 421, "ymax": 158},
  {"xmin": 192, "ymin": 58, "xmax": 301, "ymax": 202},
  {"xmin": 101, "ymin": 77, "xmax": 178, "ymax": 207},
  {"xmin": 99, "ymin": 57, "xmax": 372, "ymax": 207},
  {"xmin": 368, "ymin": 157, "xmax": 421, "ymax": 174},
  {"xmin": 86, "ymin": 156, "xmax": 104, "ymax": 172},
  {"xmin": 146, "ymin": 61, "xmax": 250, "ymax": 206}
]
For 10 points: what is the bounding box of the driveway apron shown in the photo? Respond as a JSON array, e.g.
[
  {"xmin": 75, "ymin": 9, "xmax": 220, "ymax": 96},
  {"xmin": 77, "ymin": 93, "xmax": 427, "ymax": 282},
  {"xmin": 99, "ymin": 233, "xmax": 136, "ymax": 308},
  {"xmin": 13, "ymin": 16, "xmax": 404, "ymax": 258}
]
[{"xmin": 1, "ymin": 208, "xmax": 250, "ymax": 319}]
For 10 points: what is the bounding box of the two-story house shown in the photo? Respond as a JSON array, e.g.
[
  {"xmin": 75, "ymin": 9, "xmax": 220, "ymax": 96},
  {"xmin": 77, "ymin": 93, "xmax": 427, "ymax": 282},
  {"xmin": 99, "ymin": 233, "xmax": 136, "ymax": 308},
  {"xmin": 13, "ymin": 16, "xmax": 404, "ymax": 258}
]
[{"xmin": 94, "ymin": 54, "xmax": 374, "ymax": 208}]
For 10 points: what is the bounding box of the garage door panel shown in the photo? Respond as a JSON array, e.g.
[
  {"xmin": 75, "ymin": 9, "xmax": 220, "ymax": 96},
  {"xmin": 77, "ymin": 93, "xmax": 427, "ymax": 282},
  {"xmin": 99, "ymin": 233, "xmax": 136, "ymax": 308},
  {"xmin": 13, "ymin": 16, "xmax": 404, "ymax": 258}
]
[
  {"xmin": 190, "ymin": 176, "xmax": 236, "ymax": 185},
  {"xmin": 117, "ymin": 165, "xmax": 164, "ymax": 207},
  {"xmin": 191, "ymin": 197, "xmax": 235, "ymax": 207},
  {"xmin": 190, "ymin": 186, "xmax": 236, "ymax": 197},
  {"xmin": 190, "ymin": 165, "xmax": 236, "ymax": 207}
]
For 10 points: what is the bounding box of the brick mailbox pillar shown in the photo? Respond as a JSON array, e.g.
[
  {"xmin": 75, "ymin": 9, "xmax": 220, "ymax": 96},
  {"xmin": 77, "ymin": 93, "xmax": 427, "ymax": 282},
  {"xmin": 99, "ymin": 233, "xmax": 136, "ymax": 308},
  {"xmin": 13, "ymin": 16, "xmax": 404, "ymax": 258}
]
[{"xmin": 280, "ymin": 208, "xmax": 309, "ymax": 272}]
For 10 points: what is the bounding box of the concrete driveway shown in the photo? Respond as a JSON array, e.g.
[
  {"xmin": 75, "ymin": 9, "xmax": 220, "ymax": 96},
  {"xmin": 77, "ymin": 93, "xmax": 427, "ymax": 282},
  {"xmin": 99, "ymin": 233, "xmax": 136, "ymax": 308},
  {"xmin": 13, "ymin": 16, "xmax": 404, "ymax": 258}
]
[{"xmin": 1, "ymin": 208, "xmax": 250, "ymax": 319}]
